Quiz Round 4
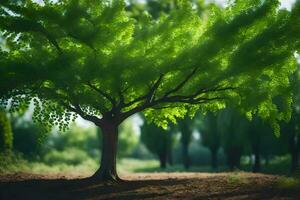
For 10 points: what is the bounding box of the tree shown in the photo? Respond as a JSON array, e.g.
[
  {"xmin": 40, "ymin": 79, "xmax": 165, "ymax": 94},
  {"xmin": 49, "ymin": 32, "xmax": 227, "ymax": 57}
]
[
  {"xmin": 12, "ymin": 120, "xmax": 45, "ymax": 157},
  {"xmin": 97, "ymin": 118, "xmax": 138, "ymax": 158},
  {"xmin": 0, "ymin": 0, "xmax": 299, "ymax": 181},
  {"xmin": 127, "ymin": 0, "xmax": 206, "ymax": 19},
  {"xmin": 280, "ymin": 114, "xmax": 300, "ymax": 174},
  {"xmin": 280, "ymin": 66, "xmax": 300, "ymax": 174},
  {"xmin": 218, "ymin": 108, "xmax": 248, "ymax": 170},
  {"xmin": 245, "ymin": 117, "xmax": 275, "ymax": 172},
  {"xmin": 0, "ymin": 110, "xmax": 13, "ymax": 152},
  {"xmin": 178, "ymin": 116, "xmax": 194, "ymax": 169},
  {"xmin": 198, "ymin": 112, "xmax": 220, "ymax": 170},
  {"xmin": 141, "ymin": 120, "xmax": 173, "ymax": 168}
]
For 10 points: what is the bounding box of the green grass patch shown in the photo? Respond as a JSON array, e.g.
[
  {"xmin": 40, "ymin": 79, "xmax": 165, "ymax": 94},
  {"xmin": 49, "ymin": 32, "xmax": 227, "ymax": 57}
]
[
  {"xmin": 227, "ymin": 172, "xmax": 249, "ymax": 185},
  {"xmin": 276, "ymin": 177, "xmax": 300, "ymax": 191}
]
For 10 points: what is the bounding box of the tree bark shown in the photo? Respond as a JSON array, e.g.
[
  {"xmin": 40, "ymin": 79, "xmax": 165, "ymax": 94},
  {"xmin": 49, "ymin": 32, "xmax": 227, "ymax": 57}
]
[{"xmin": 92, "ymin": 121, "xmax": 121, "ymax": 182}]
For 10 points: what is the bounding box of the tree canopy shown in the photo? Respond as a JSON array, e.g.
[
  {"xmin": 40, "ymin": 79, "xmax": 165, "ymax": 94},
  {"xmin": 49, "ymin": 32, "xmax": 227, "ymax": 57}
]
[{"xmin": 0, "ymin": 0, "xmax": 299, "ymax": 133}]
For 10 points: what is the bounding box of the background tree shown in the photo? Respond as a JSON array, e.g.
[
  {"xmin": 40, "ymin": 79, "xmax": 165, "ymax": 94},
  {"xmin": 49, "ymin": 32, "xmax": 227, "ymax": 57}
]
[
  {"xmin": 198, "ymin": 112, "xmax": 220, "ymax": 170},
  {"xmin": 280, "ymin": 114, "xmax": 300, "ymax": 174},
  {"xmin": 0, "ymin": 0, "xmax": 299, "ymax": 181},
  {"xmin": 117, "ymin": 118, "xmax": 139, "ymax": 158},
  {"xmin": 48, "ymin": 125, "xmax": 99, "ymax": 157},
  {"xmin": 245, "ymin": 117, "xmax": 274, "ymax": 172},
  {"xmin": 278, "ymin": 64, "xmax": 300, "ymax": 174},
  {"xmin": 141, "ymin": 121, "xmax": 174, "ymax": 169},
  {"xmin": 12, "ymin": 120, "xmax": 45, "ymax": 158},
  {"xmin": 178, "ymin": 116, "xmax": 194, "ymax": 169},
  {"xmin": 0, "ymin": 110, "xmax": 13, "ymax": 152},
  {"xmin": 218, "ymin": 108, "xmax": 248, "ymax": 170}
]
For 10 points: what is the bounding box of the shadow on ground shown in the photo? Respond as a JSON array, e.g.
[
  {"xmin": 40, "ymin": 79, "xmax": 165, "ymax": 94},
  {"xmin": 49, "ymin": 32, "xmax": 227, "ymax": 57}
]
[
  {"xmin": 0, "ymin": 173, "xmax": 299, "ymax": 200},
  {"xmin": 0, "ymin": 178, "xmax": 183, "ymax": 200}
]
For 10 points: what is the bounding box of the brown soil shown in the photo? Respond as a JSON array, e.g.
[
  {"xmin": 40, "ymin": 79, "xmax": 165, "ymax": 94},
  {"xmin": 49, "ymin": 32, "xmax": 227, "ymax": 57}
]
[{"xmin": 0, "ymin": 172, "xmax": 299, "ymax": 200}]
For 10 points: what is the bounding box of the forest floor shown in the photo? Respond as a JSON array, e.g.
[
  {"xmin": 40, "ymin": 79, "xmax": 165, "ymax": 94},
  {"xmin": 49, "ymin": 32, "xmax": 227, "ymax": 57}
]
[{"xmin": 0, "ymin": 172, "xmax": 299, "ymax": 200}]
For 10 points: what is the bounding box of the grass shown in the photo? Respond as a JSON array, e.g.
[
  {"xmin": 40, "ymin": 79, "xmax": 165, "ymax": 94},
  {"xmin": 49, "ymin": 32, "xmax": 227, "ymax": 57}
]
[
  {"xmin": 227, "ymin": 172, "xmax": 249, "ymax": 185},
  {"xmin": 1, "ymin": 154, "xmax": 225, "ymax": 175},
  {"xmin": 0, "ymin": 152, "xmax": 98, "ymax": 175},
  {"xmin": 276, "ymin": 176, "xmax": 300, "ymax": 190},
  {"xmin": 0, "ymin": 152, "xmax": 298, "ymax": 178}
]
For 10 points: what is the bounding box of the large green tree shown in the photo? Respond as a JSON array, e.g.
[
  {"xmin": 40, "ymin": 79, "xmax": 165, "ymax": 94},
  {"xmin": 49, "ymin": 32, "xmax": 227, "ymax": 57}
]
[{"xmin": 0, "ymin": 0, "xmax": 299, "ymax": 181}]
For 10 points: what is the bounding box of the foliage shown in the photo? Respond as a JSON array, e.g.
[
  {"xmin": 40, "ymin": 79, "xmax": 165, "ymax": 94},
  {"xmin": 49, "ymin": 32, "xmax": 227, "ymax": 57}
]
[
  {"xmin": 43, "ymin": 147, "xmax": 91, "ymax": 165},
  {"xmin": 118, "ymin": 118, "xmax": 139, "ymax": 157},
  {"xmin": 198, "ymin": 112, "xmax": 220, "ymax": 153},
  {"xmin": 197, "ymin": 112, "xmax": 221, "ymax": 168},
  {"xmin": 217, "ymin": 108, "xmax": 248, "ymax": 169},
  {"xmin": 0, "ymin": 110, "xmax": 13, "ymax": 152},
  {"xmin": 141, "ymin": 120, "xmax": 174, "ymax": 167},
  {"xmin": 0, "ymin": 151, "xmax": 98, "ymax": 174},
  {"xmin": 47, "ymin": 125, "xmax": 99, "ymax": 156},
  {"xmin": 127, "ymin": 0, "xmax": 206, "ymax": 19},
  {"xmin": 0, "ymin": 0, "xmax": 298, "ymax": 133},
  {"xmin": 12, "ymin": 120, "xmax": 46, "ymax": 157}
]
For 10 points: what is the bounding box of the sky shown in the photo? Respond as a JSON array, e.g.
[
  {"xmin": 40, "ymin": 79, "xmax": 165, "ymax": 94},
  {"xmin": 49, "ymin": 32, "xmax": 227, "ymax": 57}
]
[
  {"xmin": 212, "ymin": 0, "xmax": 296, "ymax": 10},
  {"xmin": 35, "ymin": 0, "xmax": 297, "ymax": 10}
]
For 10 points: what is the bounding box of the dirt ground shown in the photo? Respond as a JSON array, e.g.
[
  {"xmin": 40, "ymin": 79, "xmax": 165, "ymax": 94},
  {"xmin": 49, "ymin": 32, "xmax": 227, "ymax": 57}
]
[{"xmin": 0, "ymin": 172, "xmax": 299, "ymax": 200}]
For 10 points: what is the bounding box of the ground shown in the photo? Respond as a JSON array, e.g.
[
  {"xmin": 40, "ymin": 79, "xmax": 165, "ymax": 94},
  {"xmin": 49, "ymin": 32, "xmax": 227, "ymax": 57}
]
[{"xmin": 0, "ymin": 172, "xmax": 299, "ymax": 200}]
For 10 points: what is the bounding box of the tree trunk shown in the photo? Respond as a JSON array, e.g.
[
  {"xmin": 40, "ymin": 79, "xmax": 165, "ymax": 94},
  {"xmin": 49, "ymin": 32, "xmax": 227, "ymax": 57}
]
[
  {"xmin": 289, "ymin": 134, "xmax": 299, "ymax": 175},
  {"xmin": 92, "ymin": 122, "xmax": 120, "ymax": 182},
  {"xmin": 182, "ymin": 143, "xmax": 190, "ymax": 169},
  {"xmin": 265, "ymin": 155, "xmax": 269, "ymax": 167},
  {"xmin": 211, "ymin": 148, "xmax": 218, "ymax": 170},
  {"xmin": 167, "ymin": 147, "xmax": 173, "ymax": 166},
  {"xmin": 253, "ymin": 151, "xmax": 261, "ymax": 172},
  {"xmin": 159, "ymin": 153, "xmax": 167, "ymax": 169},
  {"xmin": 291, "ymin": 149, "xmax": 299, "ymax": 174},
  {"xmin": 248, "ymin": 154, "xmax": 253, "ymax": 166},
  {"xmin": 227, "ymin": 148, "xmax": 241, "ymax": 171}
]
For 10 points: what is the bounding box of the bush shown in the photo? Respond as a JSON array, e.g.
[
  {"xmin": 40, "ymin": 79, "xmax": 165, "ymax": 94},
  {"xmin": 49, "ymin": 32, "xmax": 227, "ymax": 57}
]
[
  {"xmin": 43, "ymin": 148, "xmax": 94, "ymax": 165},
  {"xmin": 0, "ymin": 111, "xmax": 13, "ymax": 152},
  {"xmin": 0, "ymin": 152, "xmax": 30, "ymax": 174},
  {"xmin": 13, "ymin": 121, "xmax": 45, "ymax": 158}
]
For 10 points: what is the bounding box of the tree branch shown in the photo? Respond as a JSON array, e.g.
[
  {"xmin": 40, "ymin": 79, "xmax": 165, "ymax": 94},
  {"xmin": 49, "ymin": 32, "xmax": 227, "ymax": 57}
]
[
  {"xmin": 63, "ymin": 103, "xmax": 102, "ymax": 126},
  {"xmin": 119, "ymin": 85, "xmax": 236, "ymax": 122},
  {"xmin": 122, "ymin": 74, "xmax": 165, "ymax": 108},
  {"xmin": 146, "ymin": 73, "xmax": 164, "ymax": 103},
  {"xmin": 0, "ymin": 15, "xmax": 62, "ymax": 53},
  {"xmin": 163, "ymin": 67, "xmax": 198, "ymax": 98},
  {"xmin": 86, "ymin": 82, "xmax": 116, "ymax": 107}
]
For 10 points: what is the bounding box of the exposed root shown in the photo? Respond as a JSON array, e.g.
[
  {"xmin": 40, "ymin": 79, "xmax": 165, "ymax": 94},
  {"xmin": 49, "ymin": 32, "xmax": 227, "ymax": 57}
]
[{"xmin": 90, "ymin": 170, "xmax": 125, "ymax": 183}]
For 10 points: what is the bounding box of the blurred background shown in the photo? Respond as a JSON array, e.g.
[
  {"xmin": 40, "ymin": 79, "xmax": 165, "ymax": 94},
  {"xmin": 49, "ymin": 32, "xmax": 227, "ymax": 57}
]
[
  {"xmin": 1, "ymin": 107, "xmax": 299, "ymax": 177},
  {"xmin": 0, "ymin": 0, "xmax": 299, "ymax": 178}
]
